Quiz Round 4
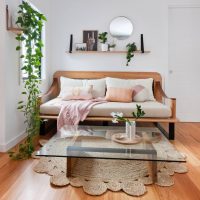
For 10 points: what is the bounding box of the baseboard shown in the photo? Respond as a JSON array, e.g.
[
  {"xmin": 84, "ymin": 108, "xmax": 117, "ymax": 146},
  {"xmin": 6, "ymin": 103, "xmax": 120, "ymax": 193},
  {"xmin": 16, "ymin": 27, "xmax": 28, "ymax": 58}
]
[{"xmin": 0, "ymin": 131, "xmax": 27, "ymax": 152}]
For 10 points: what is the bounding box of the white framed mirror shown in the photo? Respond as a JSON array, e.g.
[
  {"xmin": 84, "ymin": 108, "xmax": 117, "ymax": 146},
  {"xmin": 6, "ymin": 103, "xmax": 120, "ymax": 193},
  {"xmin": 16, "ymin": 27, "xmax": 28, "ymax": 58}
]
[{"xmin": 109, "ymin": 16, "xmax": 133, "ymax": 40}]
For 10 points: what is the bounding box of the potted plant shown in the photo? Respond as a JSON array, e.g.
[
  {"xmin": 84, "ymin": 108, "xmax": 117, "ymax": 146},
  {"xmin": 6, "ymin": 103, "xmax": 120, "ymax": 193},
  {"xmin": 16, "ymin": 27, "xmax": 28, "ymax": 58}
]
[
  {"xmin": 126, "ymin": 42, "xmax": 137, "ymax": 66},
  {"xmin": 111, "ymin": 104, "xmax": 145, "ymax": 139},
  {"xmin": 98, "ymin": 32, "xmax": 108, "ymax": 51},
  {"xmin": 108, "ymin": 43, "xmax": 116, "ymax": 51}
]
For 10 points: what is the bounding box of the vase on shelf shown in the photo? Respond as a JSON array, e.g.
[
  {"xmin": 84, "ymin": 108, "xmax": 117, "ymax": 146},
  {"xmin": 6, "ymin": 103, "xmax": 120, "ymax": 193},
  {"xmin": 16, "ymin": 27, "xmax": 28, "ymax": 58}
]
[
  {"xmin": 100, "ymin": 43, "xmax": 108, "ymax": 51},
  {"xmin": 126, "ymin": 121, "xmax": 136, "ymax": 140}
]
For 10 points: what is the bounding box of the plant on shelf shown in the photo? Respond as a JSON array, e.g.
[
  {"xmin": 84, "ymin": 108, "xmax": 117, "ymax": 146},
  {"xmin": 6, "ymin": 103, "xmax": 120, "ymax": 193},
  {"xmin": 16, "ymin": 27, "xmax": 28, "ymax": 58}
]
[
  {"xmin": 98, "ymin": 32, "xmax": 108, "ymax": 51},
  {"xmin": 111, "ymin": 104, "xmax": 145, "ymax": 125},
  {"xmin": 108, "ymin": 43, "xmax": 116, "ymax": 51},
  {"xmin": 8, "ymin": 1, "xmax": 46, "ymax": 160},
  {"xmin": 126, "ymin": 42, "xmax": 137, "ymax": 66}
]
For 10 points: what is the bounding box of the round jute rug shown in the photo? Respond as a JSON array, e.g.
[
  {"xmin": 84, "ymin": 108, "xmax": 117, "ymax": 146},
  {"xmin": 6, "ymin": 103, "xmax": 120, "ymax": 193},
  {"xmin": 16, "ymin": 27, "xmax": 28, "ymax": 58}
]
[{"xmin": 33, "ymin": 137, "xmax": 188, "ymax": 197}]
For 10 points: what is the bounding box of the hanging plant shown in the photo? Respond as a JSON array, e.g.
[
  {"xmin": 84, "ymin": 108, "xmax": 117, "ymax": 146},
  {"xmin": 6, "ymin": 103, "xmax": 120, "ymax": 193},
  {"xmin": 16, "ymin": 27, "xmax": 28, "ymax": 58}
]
[
  {"xmin": 8, "ymin": 1, "xmax": 46, "ymax": 159},
  {"xmin": 126, "ymin": 42, "xmax": 137, "ymax": 66}
]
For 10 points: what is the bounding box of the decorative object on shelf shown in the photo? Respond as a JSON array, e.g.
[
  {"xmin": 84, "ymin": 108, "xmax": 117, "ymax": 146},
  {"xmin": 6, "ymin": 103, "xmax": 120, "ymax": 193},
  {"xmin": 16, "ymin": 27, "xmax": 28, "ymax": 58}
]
[
  {"xmin": 75, "ymin": 43, "xmax": 87, "ymax": 51},
  {"xmin": 6, "ymin": 5, "xmax": 24, "ymax": 34},
  {"xmin": 98, "ymin": 32, "xmax": 108, "ymax": 51},
  {"xmin": 8, "ymin": 1, "xmax": 46, "ymax": 160},
  {"xmin": 69, "ymin": 34, "xmax": 73, "ymax": 53},
  {"xmin": 110, "ymin": 16, "xmax": 133, "ymax": 40},
  {"xmin": 111, "ymin": 104, "xmax": 145, "ymax": 141},
  {"xmin": 83, "ymin": 30, "xmax": 98, "ymax": 51},
  {"xmin": 126, "ymin": 42, "xmax": 137, "ymax": 66},
  {"xmin": 141, "ymin": 34, "xmax": 144, "ymax": 53},
  {"xmin": 108, "ymin": 43, "xmax": 116, "ymax": 51}
]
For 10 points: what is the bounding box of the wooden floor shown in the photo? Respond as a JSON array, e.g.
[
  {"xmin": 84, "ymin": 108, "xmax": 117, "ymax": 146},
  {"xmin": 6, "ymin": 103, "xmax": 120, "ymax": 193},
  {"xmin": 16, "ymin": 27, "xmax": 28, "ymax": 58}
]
[{"xmin": 1, "ymin": 123, "xmax": 200, "ymax": 200}]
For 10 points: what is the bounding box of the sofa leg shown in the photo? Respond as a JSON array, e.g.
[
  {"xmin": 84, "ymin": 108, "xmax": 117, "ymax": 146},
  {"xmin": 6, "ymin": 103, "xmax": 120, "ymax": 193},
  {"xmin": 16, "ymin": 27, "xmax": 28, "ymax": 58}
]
[
  {"xmin": 103, "ymin": 121, "xmax": 109, "ymax": 126},
  {"xmin": 154, "ymin": 122, "xmax": 175, "ymax": 140},
  {"xmin": 40, "ymin": 119, "xmax": 47, "ymax": 135},
  {"xmin": 169, "ymin": 123, "xmax": 175, "ymax": 140}
]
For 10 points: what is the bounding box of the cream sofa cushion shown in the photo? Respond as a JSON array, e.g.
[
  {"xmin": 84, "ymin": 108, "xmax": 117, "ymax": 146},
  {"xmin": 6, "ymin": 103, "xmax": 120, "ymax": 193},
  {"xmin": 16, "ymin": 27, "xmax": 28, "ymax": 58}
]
[
  {"xmin": 59, "ymin": 77, "xmax": 106, "ymax": 98},
  {"xmin": 40, "ymin": 98, "xmax": 171, "ymax": 118},
  {"xmin": 106, "ymin": 77, "xmax": 155, "ymax": 101}
]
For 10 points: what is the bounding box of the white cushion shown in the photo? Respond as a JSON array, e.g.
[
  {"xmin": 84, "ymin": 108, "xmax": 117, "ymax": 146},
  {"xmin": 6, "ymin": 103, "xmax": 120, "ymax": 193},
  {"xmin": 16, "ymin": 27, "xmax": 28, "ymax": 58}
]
[
  {"xmin": 59, "ymin": 77, "xmax": 106, "ymax": 98},
  {"xmin": 40, "ymin": 98, "xmax": 171, "ymax": 118},
  {"xmin": 62, "ymin": 85, "xmax": 93, "ymax": 100},
  {"xmin": 106, "ymin": 77, "xmax": 155, "ymax": 101},
  {"xmin": 85, "ymin": 79, "xmax": 106, "ymax": 98},
  {"xmin": 59, "ymin": 77, "xmax": 82, "ymax": 97}
]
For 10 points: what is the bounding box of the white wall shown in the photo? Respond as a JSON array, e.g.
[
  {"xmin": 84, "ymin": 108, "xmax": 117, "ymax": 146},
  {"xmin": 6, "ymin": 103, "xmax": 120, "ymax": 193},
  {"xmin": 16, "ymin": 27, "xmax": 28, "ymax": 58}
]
[
  {"xmin": 0, "ymin": 0, "xmax": 26, "ymax": 151},
  {"xmin": 0, "ymin": 0, "xmax": 6, "ymax": 149},
  {"xmin": 48, "ymin": 0, "xmax": 168, "ymax": 80}
]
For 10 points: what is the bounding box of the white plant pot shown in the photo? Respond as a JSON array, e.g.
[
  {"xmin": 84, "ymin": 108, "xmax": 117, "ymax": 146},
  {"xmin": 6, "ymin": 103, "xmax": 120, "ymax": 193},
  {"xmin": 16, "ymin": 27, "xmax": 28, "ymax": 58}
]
[{"xmin": 101, "ymin": 43, "xmax": 108, "ymax": 51}]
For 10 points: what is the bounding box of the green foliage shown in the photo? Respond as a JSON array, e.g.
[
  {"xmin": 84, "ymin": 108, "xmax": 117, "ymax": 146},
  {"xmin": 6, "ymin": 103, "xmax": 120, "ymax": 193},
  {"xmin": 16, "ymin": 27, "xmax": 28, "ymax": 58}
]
[
  {"xmin": 8, "ymin": 1, "xmax": 46, "ymax": 160},
  {"xmin": 109, "ymin": 43, "xmax": 116, "ymax": 48},
  {"xmin": 98, "ymin": 32, "xmax": 108, "ymax": 44},
  {"xmin": 126, "ymin": 42, "xmax": 137, "ymax": 66},
  {"xmin": 132, "ymin": 104, "xmax": 145, "ymax": 119}
]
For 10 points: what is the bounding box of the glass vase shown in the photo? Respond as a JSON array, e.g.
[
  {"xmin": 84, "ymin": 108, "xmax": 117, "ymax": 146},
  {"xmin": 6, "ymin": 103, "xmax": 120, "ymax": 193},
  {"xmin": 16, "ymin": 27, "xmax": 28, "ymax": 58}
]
[{"xmin": 126, "ymin": 121, "xmax": 136, "ymax": 140}]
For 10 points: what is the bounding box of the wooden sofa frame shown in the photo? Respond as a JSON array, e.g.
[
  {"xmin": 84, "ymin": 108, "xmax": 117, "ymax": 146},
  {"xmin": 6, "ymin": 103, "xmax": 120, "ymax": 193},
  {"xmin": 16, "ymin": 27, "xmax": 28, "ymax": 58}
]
[{"xmin": 39, "ymin": 71, "xmax": 178, "ymax": 140}]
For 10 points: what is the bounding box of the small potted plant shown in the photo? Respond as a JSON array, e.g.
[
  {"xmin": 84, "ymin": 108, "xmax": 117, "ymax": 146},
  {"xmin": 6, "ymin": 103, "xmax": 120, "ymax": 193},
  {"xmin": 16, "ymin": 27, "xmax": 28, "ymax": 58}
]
[
  {"xmin": 126, "ymin": 42, "xmax": 137, "ymax": 66},
  {"xmin": 98, "ymin": 32, "xmax": 108, "ymax": 51},
  {"xmin": 108, "ymin": 43, "xmax": 116, "ymax": 51},
  {"xmin": 111, "ymin": 104, "xmax": 145, "ymax": 140}
]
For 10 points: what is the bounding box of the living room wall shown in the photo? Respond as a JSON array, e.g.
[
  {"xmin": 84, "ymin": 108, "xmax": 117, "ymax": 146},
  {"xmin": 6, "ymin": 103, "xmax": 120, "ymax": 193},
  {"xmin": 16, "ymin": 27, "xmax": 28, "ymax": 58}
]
[
  {"xmin": 0, "ymin": 0, "xmax": 26, "ymax": 151},
  {"xmin": 36, "ymin": 0, "xmax": 169, "ymax": 81}
]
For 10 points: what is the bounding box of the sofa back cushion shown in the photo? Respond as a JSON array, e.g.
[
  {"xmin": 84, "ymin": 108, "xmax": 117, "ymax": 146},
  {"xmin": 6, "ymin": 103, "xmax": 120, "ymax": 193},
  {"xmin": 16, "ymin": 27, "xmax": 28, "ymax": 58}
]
[
  {"xmin": 59, "ymin": 77, "xmax": 106, "ymax": 98},
  {"xmin": 132, "ymin": 85, "xmax": 149, "ymax": 102},
  {"xmin": 105, "ymin": 87, "xmax": 133, "ymax": 103},
  {"xmin": 106, "ymin": 77, "xmax": 155, "ymax": 101},
  {"xmin": 62, "ymin": 85, "xmax": 93, "ymax": 100}
]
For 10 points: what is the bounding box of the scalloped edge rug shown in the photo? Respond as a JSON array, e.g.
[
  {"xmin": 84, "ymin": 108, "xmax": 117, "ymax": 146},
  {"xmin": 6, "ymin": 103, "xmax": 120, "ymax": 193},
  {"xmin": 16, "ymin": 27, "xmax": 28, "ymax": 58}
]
[{"xmin": 33, "ymin": 154, "xmax": 188, "ymax": 197}]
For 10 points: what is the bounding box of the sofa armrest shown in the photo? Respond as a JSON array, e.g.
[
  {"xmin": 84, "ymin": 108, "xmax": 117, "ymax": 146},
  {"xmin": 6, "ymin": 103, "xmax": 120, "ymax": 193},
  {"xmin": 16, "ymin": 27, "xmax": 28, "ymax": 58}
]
[
  {"xmin": 38, "ymin": 78, "xmax": 59, "ymax": 105},
  {"xmin": 155, "ymin": 81, "xmax": 176, "ymax": 119}
]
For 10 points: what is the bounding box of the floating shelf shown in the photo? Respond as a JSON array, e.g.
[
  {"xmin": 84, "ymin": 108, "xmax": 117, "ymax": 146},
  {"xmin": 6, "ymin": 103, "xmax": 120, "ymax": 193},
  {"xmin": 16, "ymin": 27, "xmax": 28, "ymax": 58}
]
[
  {"xmin": 6, "ymin": 5, "xmax": 24, "ymax": 34},
  {"xmin": 7, "ymin": 27, "xmax": 24, "ymax": 34},
  {"xmin": 67, "ymin": 50, "xmax": 150, "ymax": 54}
]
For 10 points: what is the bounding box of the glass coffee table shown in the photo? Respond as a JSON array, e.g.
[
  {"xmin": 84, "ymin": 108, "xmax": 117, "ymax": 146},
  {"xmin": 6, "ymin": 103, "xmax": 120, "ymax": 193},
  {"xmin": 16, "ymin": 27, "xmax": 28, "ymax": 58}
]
[{"xmin": 36, "ymin": 125, "xmax": 186, "ymax": 183}]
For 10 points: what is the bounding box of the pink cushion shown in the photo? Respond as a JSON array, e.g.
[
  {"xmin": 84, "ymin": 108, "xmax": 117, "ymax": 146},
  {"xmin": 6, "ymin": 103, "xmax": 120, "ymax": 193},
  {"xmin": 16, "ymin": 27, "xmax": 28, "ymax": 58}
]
[
  {"xmin": 132, "ymin": 85, "xmax": 149, "ymax": 102},
  {"xmin": 62, "ymin": 85, "xmax": 93, "ymax": 100},
  {"xmin": 105, "ymin": 87, "xmax": 133, "ymax": 103}
]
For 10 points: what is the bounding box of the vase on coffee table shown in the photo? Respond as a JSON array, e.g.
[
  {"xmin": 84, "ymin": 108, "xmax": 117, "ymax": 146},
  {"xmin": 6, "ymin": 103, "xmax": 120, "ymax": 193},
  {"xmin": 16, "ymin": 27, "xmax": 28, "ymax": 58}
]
[{"xmin": 126, "ymin": 121, "xmax": 136, "ymax": 140}]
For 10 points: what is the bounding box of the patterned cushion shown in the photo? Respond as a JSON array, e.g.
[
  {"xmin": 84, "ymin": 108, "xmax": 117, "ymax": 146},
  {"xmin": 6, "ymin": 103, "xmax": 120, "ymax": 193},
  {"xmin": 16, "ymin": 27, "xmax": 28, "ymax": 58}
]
[{"xmin": 132, "ymin": 85, "xmax": 149, "ymax": 102}]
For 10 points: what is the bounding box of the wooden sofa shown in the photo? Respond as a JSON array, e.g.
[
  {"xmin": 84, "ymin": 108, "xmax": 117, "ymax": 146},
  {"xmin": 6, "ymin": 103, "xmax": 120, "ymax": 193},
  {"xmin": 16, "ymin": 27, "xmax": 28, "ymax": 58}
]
[{"xmin": 39, "ymin": 71, "xmax": 177, "ymax": 140}]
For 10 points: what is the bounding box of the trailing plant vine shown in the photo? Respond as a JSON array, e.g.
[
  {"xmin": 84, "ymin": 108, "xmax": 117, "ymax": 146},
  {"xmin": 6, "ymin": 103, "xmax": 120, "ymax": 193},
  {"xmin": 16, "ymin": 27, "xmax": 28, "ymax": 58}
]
[
  {"xmin": 126, "ymin": 42, "xmax": 137, "ymax": 66},
  {"xmin": 8, "ymin": 1, "xmax": 46, "ymax": 159}
]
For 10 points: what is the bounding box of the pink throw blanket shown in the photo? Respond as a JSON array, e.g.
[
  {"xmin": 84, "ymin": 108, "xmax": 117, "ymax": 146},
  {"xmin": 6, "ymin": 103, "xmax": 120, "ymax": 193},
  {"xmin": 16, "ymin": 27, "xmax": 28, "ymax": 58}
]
[{"xmin": 57, "ymin": 98, "xmax": 106, "ymax": 130}]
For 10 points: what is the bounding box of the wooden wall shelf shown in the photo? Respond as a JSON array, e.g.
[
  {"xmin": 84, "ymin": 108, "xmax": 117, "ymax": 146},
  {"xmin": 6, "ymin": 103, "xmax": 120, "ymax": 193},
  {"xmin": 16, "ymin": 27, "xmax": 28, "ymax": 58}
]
[
  {"xmin": 6, "ymin": 5, "xmax": 24, "ymax": 35},
  {"xmin": 67, "ymin": 50, "xmax": 150, "ymax": 54}
]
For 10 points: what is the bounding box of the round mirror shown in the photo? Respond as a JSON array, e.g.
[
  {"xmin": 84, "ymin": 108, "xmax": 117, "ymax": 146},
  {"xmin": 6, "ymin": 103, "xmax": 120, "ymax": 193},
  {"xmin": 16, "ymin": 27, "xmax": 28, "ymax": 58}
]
[{"xmin": 109, "ymin": 16, "xmax": 133, "ymax": 40}]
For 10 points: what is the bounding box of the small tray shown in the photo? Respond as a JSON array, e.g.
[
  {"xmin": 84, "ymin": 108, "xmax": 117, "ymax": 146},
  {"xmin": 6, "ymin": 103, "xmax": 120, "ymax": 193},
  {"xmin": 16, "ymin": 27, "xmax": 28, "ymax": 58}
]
[{"xmin": 112, "ymin": 133, "xmax": 142, "ymax": 145}]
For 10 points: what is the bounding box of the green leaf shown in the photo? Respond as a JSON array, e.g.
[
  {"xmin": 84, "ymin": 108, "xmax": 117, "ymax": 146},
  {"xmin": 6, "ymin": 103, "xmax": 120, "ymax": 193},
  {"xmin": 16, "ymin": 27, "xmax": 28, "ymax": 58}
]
[{"xmin": 16, "ymin": 46, "xmax": 21, "ymax": 51}]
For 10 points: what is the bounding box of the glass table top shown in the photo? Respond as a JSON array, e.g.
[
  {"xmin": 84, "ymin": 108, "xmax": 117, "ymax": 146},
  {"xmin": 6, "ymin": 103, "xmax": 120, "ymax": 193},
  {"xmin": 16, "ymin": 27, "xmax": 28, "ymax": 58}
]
[{"xmin": 36, "ymin": 125, "xmax": 186, "ymax": 162}]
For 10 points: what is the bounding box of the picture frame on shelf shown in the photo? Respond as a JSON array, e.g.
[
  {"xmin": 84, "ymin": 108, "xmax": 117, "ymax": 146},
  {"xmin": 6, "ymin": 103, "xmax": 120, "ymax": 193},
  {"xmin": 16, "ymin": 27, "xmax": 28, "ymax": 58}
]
[
  {"xmin": 75, "ymin": 43, "xmax": 87, "ymax": 51},
  {"xmin": 83, "ymin": 30, "xmax": 98, "ymax": 51}
]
